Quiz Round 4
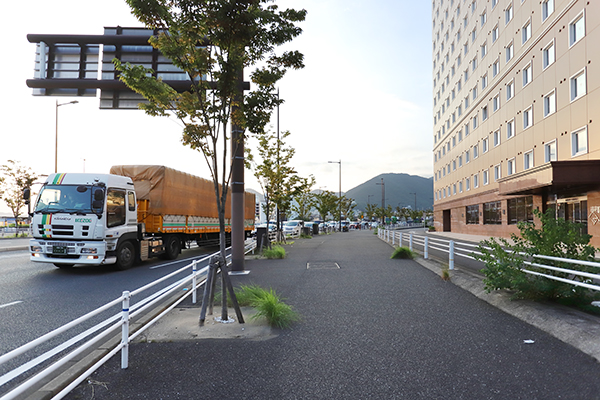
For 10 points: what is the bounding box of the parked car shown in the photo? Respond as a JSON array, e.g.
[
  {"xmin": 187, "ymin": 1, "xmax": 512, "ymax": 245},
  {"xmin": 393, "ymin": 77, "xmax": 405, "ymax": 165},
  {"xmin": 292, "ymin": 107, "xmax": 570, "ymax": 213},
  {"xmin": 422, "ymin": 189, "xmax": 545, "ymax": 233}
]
[{"xmin": 283, "ymin": 220, "xmax": 303, "ymax": 236}]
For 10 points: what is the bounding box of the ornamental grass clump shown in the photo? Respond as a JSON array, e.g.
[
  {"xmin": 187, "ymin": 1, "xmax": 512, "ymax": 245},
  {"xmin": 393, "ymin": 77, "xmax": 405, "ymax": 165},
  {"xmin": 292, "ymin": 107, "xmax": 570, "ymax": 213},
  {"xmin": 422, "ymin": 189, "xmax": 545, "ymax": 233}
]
[
  {"xmin": 236, "ymin": 285, "xmax": 300, "ymax": 328},
  {"xmin": 391, "ymin": 246, "xmax": 415, "ymax": 259},
  {"xmin": 263, "ymin": 245, "xmax": 286, "ymax": 259}
]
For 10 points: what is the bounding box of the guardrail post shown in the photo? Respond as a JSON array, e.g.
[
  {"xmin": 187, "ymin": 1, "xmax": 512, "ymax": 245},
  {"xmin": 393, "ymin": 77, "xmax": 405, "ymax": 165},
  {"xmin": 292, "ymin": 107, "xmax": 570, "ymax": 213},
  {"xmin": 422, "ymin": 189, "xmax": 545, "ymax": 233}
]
[
  {"xmin": 400, "ymin": 232, "xmax": 403, "ymax": 246},
  {"xmin": 449, "ymin": 240, "xmax": 455, "ymax": 270},
  {"xmin": 192, "ymin": 260, "xmax": 197, "ymax": 304},
  {"xmin": 121, "ymin": 291, "xmax": 130, "ymax": 369},
  {"xmin": 392, "ymin": 231, "xmax": 395, "ymax": 245},
  {"xmin": 424, "ymin": 236, "xmax": 429, "ymax": 259},
  {"xmin": 409, "ymin": 233, "xmax": 413, "ymax": 251}
]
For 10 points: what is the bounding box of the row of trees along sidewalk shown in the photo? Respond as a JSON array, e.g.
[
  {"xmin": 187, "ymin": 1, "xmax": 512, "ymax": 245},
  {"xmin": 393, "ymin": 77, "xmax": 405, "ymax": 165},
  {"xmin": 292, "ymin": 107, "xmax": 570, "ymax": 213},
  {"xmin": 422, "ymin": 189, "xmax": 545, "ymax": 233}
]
[
  {"xmin": 115, "ymin": 0, "xmax": 307, "ymax": 322},
  {"xmin": 0, "ymin": 160, "xmax": 37, "ymax": 235}
]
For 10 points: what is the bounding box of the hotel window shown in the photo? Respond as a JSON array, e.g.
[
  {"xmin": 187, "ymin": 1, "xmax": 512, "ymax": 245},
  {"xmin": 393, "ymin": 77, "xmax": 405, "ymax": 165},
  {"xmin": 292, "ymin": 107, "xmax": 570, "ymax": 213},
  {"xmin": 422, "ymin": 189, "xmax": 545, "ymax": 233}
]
[
  {"xmin": 523, "ymin": 106, "xmax": 532, "ymax": 129},
  {"xmin": 492, "ymin": 59, "xmax": 500, "ymax": 77},
  {"xmin": 464, "ymin": 42, "xmax": 469, "ymax": 55},
  {"xmin": 506, "ymin": 80, "xmax": 514, "ymax": 101},
  {"xmin": 465, "ymin": 123, "xmax": 470, "ymax": 136},
  {"xmin": 508, "ymin": 196, "xmax": 534, "ymax": 224},
  {"xmin": 474, "ymin": 173, "xmax": 479, "ymax": 188},
  {"xmin": 505, "ymin": 4, "xmax": 513, "ymax": 25},
  {"xmin": 466, "ymin": 177, "xmax": 471, "ymax": 190},
  {"xmin": 524, "ymin": 149, "xmax": 534, "ymax": 170},
  {"xmin": 543, "ymin": 41, "xmax": 555, "ymax": 69},
  {"xmin": 507, "ymin": 158, "xmax": 516, "ymax": 176},
  {"xmin": 459, "ymin": 154, "xmax": 464, "ymax": 167},
  {"xmin": 458, "ymin": 129, "xmax": 463, "ymax": 142},
  {"xmin": 492, "ymin": 94, "xmax": 500, "ymax": 112},
  {"xmin": 542, "ymin": 0, "xmax": 554, "ymax": 22},
  {"xmin": 482, "ymin": 105, "xmax": 488, "ymax": 121},
  {"xmin": 481, "ymin": 42, "xmax": 487, "ymax": 58},
  {"xmin": 453, "ymin": 184, "xmax": 457, "ymax": 195},
  {"xmin": 523, "ymin": 63, "xmax": 532, "ymax": 87},
  {"xmin": 473, "ymin": 114, "xmax": 478, "ymax": 129},
  {"xmin": 464, "ymin": 68, "xmax": 469, "ymax": 82},
  {"xmin": 484, "ymin": 201, "xmax": 502, "ymax": 225},
  {"xmin": 544, "ymin": 140, "xmax": 557, "ymax": 162},
  {"xmin": 472, "ymin": 28, "xmax": 477, "ymax": 43},
  {"xmin": 491, "ymin": 0, "xmax": 498, "ymax": 9},
  {"xmin": 544, "ymin": 90, "xmax": 556, "ymax": 117},
  {"xmin": 465, "ymin": 94, "xmax": 470, "ymax": 108},
  {"xmin": 480, "ymin": 10, "xmax": 487, "ymax": 27},
  {"xmin": 482, "ymin": 137, "xmax": 489, "ymax": 153},
  {"xmin": 494, "ymin": 164, "xmax": 501, "ymax": 181},
  {"xmin": 459, "ymin": 181, "xmax": 463, "ymax": 193},
  {"xmin": 507, "ymin": 119, "xmax": 515, "ymax": 139},
  {"xmin": 466, "ymin": 205, "xmax": 479, "ymax": 224},
  {"xmin": 494, "ymin": 129, "xmax": 501, "ymax": 146},
  {"xmin": 466, "ymin": 149, "xmax": 471, "ymax": 163},
  {"xmin": 457, "ymin": 54, "xmax": 462, "ymax": 67},
  {"xmin": 570, "ymin": 69, "xmax": 586, "ymax": 101},
  {"xmin": 506, "ymin": 42, "xmax": 514, "ymax": 62},
  {"xmin": 569, "ymin": 12, "xmax": 585, "ymax": 47},
  {"xmin": 522, "ymin": 21, "xmax": 532, "ymax": 44},
  {"xmin": 472, "ymin": 57, "xmax": 477, "ymax": 71},
  {"xmin": 492, "ymin": 24, "xmax": 499, "ymax": 43},
  {"xmin": 472, "ymin": 86, "xmax": 478, "ymax": 100},
  {"xmin": 453, "ymin": 159, "xmax": 457, "ymax": 170},
  {"xmin": 473, "ymin": 143, "xmax": 479, "ymax": 159},
  {"xmin": 481, "ymin": 74, "xmax": 488, "ymax": 90},
  {"xmin": 571, "ymin": 126, "xmax": 588, "ymax": 157},
  {"xmin": 483, "ymin": 169, "xmax": 489, "ymax": 185},
  {"xmin": 452, "ymin": 136, "xmax": 456, "ymax": 147}
]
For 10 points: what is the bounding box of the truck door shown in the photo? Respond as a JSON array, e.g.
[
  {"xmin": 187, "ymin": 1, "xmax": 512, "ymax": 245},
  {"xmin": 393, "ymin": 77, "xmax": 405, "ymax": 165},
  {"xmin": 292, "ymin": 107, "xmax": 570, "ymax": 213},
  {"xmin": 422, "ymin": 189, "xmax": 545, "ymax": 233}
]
[
  {"xmin": 127, "ymin": 191, "xmax": 137, "ymax": 226},
  {"xmin": 106, "ymin": 189, "xmax": 126, "ymax": 228}
]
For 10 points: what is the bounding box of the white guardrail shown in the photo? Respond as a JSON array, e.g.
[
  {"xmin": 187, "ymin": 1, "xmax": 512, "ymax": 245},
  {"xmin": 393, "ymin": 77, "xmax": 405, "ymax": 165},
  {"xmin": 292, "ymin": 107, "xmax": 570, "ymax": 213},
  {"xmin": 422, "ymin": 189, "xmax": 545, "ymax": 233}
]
[
  {"xmin": 379, "ymin": 229, "xmax": 600, "ymax": 293},
  {"xmin": 0, "ymin": 239, "xmax": 257, "ymax": 400}
]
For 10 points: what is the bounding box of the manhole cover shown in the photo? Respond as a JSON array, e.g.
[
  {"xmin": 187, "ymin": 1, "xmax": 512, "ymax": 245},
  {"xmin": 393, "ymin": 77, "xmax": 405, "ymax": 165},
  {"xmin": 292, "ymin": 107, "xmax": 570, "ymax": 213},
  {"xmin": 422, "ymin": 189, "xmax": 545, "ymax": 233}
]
[{"xmin": 307, "ymin": 262, "xmax": 340, "ymax": 269}]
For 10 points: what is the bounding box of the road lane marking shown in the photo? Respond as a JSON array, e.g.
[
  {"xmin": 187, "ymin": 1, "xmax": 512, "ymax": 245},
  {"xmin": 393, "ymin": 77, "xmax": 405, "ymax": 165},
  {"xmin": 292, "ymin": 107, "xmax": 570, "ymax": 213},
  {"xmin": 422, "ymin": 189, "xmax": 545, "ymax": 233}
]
[{"xmin": 0, "ymin": 301, "xmax": 23, "ymax": 309}]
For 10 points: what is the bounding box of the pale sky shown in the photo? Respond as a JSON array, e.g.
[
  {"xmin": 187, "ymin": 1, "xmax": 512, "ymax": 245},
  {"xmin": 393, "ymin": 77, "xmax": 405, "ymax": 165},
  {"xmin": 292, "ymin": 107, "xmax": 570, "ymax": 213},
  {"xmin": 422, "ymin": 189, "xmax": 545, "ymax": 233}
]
[{"xmin": 0, "ymin": 0, "xmax": 433, "ymax": 215}]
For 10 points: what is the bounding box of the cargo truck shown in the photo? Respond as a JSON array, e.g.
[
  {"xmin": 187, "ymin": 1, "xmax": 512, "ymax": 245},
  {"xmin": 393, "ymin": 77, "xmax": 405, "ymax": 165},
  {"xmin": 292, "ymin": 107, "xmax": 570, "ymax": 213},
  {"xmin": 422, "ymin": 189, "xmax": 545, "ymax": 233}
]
[{"xmin": 27, "ymin": 165, "xmax": 255, "ymax": 269}]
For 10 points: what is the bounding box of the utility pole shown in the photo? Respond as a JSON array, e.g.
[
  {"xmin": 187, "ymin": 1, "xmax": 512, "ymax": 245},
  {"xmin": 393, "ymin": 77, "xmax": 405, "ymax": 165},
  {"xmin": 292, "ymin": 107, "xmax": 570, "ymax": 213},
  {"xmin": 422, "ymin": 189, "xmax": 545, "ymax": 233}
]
[{"xmin": 376, "ymin": 178, "xmax": 385, "ymax": 224}]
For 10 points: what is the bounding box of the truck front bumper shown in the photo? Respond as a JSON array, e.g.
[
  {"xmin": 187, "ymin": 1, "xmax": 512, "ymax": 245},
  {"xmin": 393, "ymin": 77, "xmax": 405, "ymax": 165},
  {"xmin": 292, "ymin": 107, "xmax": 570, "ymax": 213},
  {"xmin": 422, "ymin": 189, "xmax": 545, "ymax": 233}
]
[{"xmin": 29, "ymin": 239, "xmax": 115, "ymax": 266}]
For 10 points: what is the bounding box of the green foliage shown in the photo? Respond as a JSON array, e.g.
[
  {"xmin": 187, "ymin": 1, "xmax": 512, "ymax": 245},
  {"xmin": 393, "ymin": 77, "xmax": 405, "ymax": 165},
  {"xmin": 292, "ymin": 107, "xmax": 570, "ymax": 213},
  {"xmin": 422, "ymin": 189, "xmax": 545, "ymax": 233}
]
[
  {"xmin": 1, "ymin": 161, "xmax": 37, "ymax": 224},
  {"xmin": 300, "ymin": 233, "xmax": 312, "ymax": 239},
  {"xmin": 314, "ymin": 190, "xmax": 338, "ymax": 221},
  {"xmin": 245, "ymin": 287, "xmax": 300, "ymax": 328},
  {"xmin": 263, "ymin": 245, "xmax": 286, "ymax": 259},
  {"xmin": 391, "ymin": 246, "xmax": 415, "ymax": 259},
  {"xmin": 474, "ymin": 209, "xmax": 600, "ymax": 304}
]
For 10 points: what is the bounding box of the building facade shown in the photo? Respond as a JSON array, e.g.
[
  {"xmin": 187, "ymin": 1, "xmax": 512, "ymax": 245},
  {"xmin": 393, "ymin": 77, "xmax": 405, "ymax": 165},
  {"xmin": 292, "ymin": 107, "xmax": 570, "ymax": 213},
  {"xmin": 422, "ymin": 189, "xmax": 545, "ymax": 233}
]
[{"xmin": 432, "ymin": 0, "xmax": 600, "ymax": 246}]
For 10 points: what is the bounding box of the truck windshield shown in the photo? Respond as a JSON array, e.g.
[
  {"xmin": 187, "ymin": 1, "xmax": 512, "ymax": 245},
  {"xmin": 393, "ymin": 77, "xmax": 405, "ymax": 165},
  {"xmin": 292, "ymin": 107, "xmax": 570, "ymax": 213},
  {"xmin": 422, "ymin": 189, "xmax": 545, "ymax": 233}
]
[{"xmin": 34, "ymin": 185, "xmax": 93, "ymax": 214}]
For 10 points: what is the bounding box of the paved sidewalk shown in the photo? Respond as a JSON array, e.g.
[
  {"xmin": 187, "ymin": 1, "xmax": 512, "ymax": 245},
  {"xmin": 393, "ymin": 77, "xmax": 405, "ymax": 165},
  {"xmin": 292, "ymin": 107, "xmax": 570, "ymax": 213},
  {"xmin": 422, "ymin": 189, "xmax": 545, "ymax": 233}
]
[{"xmin": 61, "ymin": 230, "xmax": 600, "ymax": 400}]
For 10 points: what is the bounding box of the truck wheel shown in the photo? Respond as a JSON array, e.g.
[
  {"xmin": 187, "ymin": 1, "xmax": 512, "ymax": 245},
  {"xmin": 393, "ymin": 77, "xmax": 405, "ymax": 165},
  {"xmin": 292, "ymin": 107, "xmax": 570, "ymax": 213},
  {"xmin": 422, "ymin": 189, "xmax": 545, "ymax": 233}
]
[
  {"xmin": 162, "ymin": 235, "xmax": 181, "ymax": 260},
  {"xmin": 54, "ymin": 263, "xmax": 74, "ymax": 269},
  {"xmin": 116, "ymin": 241, "xmax": 136, "ymax": 270}
]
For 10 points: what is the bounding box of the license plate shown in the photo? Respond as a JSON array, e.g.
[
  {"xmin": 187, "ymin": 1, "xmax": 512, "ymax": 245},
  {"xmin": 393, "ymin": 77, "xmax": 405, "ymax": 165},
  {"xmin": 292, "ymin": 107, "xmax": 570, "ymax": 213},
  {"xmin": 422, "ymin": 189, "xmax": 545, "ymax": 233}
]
[{"xmin": 52, "ymin": 246, "xmax": 67, "ymax": 254}]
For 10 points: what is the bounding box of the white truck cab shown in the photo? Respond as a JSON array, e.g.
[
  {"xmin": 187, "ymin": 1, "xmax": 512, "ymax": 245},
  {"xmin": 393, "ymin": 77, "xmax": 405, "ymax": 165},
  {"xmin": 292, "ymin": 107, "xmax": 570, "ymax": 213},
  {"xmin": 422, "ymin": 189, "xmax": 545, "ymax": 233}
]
[{"xmin": 28, "ymin": 173, "xmax": 138, "ymax": 269}]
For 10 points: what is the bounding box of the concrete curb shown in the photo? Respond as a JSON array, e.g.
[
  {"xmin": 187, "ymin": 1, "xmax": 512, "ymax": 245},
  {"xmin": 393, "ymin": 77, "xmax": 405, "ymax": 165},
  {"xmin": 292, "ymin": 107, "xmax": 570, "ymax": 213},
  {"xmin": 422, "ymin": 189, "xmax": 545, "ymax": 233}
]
[
  {"xmin": 382, "ymin": 237, "xmax": 600, "ymax": 362},
  {"xmin": 0, "ymin": 246, "xmax": 28, "ymax": 253}
]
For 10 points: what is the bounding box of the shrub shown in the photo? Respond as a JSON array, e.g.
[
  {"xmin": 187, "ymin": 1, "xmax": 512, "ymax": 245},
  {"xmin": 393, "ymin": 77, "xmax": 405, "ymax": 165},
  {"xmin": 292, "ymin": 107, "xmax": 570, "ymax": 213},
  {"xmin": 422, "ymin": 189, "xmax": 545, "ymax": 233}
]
[
  {"xmin": 263, "ymin": 245, "xmax": 286, "ymax": 259},
  {"xmin": 235, "ymin": 285, "xmax": 299, "ymax": 328},
  {"xmin": 474, "ymin": 209, "xmax": 600, "ymax": 304},
  {"xmin": 391, "ymin": 246, "xmax": 415, "ymax": 259}
]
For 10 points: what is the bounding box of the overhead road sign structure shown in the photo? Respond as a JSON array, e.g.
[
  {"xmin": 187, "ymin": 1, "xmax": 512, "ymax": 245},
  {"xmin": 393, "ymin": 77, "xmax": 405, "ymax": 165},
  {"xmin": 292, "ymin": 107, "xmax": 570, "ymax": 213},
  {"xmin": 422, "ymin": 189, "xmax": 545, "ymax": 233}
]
[{"xmin": 26, "ymin": 27, "xmax": 248, "ymax": 109}]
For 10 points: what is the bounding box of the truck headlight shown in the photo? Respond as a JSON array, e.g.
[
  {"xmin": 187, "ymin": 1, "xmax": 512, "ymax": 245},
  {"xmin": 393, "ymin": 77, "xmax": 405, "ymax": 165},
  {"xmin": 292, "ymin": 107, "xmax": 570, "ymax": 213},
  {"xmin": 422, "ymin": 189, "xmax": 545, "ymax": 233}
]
[
  {"xmin": 81, "ymin": 248, "xmax": 98, "ymax": 254},
  {"xmin": 31, "ymin": 246, "xmax": 43, "ymax": 253}
]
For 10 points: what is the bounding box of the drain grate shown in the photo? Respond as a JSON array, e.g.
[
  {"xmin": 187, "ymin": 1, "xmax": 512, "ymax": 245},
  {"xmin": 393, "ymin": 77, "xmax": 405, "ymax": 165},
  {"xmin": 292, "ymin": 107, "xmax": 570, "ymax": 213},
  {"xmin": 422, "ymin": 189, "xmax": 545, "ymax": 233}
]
[{"xmin": 307, "ymin": 262, "xmax": 340, "ymax": 269}]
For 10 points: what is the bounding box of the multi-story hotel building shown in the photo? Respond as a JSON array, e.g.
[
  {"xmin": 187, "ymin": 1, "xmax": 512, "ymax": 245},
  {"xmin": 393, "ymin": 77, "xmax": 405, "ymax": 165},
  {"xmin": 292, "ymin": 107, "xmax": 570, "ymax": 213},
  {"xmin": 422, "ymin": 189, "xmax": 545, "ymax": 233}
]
[{"xmin": 432, "ymin": 0, "xmax": 600, "ymax": 246}]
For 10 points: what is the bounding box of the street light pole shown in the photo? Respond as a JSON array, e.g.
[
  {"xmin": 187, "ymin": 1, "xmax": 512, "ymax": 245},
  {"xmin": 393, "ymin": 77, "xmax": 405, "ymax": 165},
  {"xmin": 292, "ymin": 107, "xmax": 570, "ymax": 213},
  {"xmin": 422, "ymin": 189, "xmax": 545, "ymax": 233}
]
[
  {"xmin": 55, "ymin": 100, "xmax": 79, "ymax": 173},
  {"xmin": 410, "ymin": 192, "xmax": 417, "ymax": 211},
  {"xmin": 328, "ymin": 160, "xmax": 341, "ymax": 231}
]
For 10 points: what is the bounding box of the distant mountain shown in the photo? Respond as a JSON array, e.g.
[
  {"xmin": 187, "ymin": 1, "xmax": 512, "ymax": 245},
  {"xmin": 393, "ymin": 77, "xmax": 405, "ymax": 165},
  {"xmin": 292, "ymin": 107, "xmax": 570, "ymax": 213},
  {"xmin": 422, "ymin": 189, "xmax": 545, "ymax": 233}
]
[{"xmin": 345, "ymin": 173, "xmax": 433, "ymax": 212}]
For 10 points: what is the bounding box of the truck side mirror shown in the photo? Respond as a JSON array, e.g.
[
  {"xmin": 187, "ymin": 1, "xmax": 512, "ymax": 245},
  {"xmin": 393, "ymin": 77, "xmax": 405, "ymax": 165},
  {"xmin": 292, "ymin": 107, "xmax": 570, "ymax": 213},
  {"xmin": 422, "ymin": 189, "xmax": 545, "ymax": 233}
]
[{"xmin": 23, "ymin": 188, "xmax": 31, "ymax": 204}]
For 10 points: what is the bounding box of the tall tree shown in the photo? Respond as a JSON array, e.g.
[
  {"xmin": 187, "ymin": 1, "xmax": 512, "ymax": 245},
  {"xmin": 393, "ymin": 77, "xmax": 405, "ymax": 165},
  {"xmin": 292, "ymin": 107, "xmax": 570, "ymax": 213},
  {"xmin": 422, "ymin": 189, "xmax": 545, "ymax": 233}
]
[
  {"xmin": 314, "ymin": 190, "xmax": 338, "ymax": 222},
  {"xmin": 1, "ymin": 161, "xmax": 37, "ymax": 235},
  {"xmin": 116, "ymin": 0, "xmax": 306, "ymax": 321},
  {"xmin": 341, "ymin": 196, "xmax": 356, "ymax": 220},
  {"xmin": 365, "ymin": 203, "xmax": 378, "ymax": 221},
  {"xmin": 291, "ymin": 181, "xmax": 316, "ymax": 221},
  {"xmin": 247, "ymin": 130, "xmax": 311, "ymax": 239}
]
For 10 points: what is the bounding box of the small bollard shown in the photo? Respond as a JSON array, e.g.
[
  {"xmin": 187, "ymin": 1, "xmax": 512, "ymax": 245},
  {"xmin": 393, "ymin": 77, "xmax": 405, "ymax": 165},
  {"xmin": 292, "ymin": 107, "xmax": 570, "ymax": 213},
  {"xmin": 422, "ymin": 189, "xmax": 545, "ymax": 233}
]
[
  {"xmin": 409, "ymin": 233, "xmax": 413, "ymax": 251},
  {"xmin": 424, "ymin": 236, "xmax": 429, "ymax": 259},
  {"xmin": 192, "ymin": 260, "xmax": 197, "ymax": 304},
  {"xmin": 121, "ymin": 291, "xmax": 131, "ymax": 369},
  {"xmin": 449, "ymin": 240, "xmax": 455, "ymax": 270}
]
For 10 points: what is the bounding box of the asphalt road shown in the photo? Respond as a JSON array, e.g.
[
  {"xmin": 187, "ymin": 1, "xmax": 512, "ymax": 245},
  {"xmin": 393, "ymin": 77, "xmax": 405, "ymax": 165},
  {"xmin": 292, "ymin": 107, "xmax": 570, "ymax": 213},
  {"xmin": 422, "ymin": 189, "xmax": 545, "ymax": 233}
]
[
  {"xmin": 0, "ymin": 243, "xmax": 219, "ymax": 381},
  {"xmin": 63, "ymin": 230, "xmax": 600, "ymax": 400}
]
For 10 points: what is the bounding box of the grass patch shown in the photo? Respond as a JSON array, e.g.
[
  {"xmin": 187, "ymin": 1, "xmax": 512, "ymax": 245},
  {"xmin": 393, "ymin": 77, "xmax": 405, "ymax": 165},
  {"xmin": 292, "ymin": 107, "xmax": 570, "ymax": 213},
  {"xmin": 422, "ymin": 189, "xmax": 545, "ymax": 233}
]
[
  {"xmin": 300, "ymin": 233, "xmax": 312, "ymax": 239},
  {"xmin": 391, "ymin": 246, "xmax": 415, "ymax": 259},
  {"xmin": 441, "ymin": 268, "xmax": 451, "ymax": 281},
  {"xmin": 236, "ymin": 285, "xmax": 300, "ymax": 328},
  {"xmin": 263, "ymin": 245, "xmax": 286, "ymax": 259}
]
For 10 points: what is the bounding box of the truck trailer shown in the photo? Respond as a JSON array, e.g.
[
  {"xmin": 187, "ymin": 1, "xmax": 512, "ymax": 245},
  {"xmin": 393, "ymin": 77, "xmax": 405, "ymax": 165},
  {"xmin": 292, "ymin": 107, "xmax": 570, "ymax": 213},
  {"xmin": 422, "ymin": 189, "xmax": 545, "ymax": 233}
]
[{"xmin": 28, "ymin": 165, "xmax": 255, "ymax": 269}]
